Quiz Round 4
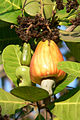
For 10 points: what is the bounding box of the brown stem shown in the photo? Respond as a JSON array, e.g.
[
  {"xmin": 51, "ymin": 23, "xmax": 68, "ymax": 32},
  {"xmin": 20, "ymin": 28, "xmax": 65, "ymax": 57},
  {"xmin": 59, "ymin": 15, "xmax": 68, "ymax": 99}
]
[
  {"xmin": 40, "ymin": 0, "xmax": 44, "ymax": 18},
  {"xmin": 65, "ymin": 25, "xmax": 77, "ymax": 32},
  {"xmin": 46, "ymin": 24, "xmax": 52, "ymax": 33},
  {"xmin": 26, "ymin": 24, "xmax": 33, "ymax": 34}
]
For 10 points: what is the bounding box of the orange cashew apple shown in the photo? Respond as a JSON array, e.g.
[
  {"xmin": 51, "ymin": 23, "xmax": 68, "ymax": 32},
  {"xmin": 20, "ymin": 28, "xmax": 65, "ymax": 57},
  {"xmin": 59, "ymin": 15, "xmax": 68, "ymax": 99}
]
[{"xmin": 30, "ymin": 40, "xmax": 66, "ymax": 95}]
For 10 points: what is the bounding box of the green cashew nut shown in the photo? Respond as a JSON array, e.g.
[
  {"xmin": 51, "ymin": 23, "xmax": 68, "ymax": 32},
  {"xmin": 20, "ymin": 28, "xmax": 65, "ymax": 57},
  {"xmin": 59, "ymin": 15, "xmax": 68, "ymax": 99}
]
[
  {"xmin": 21, "ymin": 43, "xmax": 31, "ymax": 66},
  {"xmin": 16, "ymin": 66, "xmax": 32, "ymax": 86}
]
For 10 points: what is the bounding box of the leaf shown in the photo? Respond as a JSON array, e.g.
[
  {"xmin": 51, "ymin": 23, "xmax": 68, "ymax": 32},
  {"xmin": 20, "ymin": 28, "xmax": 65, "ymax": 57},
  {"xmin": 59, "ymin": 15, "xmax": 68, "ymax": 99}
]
[
  {"xmin": 58, "ymin": 61, "xmax": 80, "ymax": 77},
  {"xmin": 24, "ymin": 0, "xmax": 40, "ymax": 16},
  {"xmin": 56, "ymin": 86, "xmax": 80, "ymax": 102},
  {"xmin": 0, "ymin": 10, "xmax": 22, "ymax": 24},
  {"xmin": 24, "ymin": 0, "xmax": 53, "ymax": 19},
  {"xmin": 11, "ymin": 86, "xmax": 49, "ymax": 102},
  {"xmin": 2, "ymin": 45, "xmax": 22, "ymax": 86},
  {"xmin": 54, "ymin": 74, "xmax": 77, "ymax": 95},
  {"xmin": 77, "ymin": 0, "xmax": 80, "ymax": 4},
  {"xmin": 54, "ymin": 118, "xmax": 61, "ymax": 120},
  {"xmin": 0, "ymin": 0, "xmax": 22, "ymax": 24},
  {"xmin": 73, "ymin": 26, "xmax": 80, "ymax": 33},
  {"xmin": 0, "ymin": 88, "xmax": 27, "ymax": 115},
  {"xmin": 66, "ymin": 42, "xmax": 80, "ymax": 61},
  {"xmin": 59, "ymin": 30, "xmax": 80, "ymax": 42},
  {"xmin": 56, "ymin": 7, "xmax": 69, "ymax": 19},
  {"xmin": 43, "ymin": 0, "xmax": 53, "ymax": 19},
  {"xmin": 35, "ymin": 114, "xmax": 45, "ymax": 120},
  {"xmin": 52, "ymin": 87, "xmax": 80, "ymax": 120}
]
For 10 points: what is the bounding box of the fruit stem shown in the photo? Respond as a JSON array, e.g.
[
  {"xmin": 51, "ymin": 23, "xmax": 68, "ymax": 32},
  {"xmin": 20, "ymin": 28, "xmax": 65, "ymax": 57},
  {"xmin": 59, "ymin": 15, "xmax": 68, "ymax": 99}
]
[
  {"xmin": 41, "ymin": 78, "xmax": 56, "ymax": 95},
  {"xmin": 40, "ymin": 0, "xmax": 44, "ymax": 18}
]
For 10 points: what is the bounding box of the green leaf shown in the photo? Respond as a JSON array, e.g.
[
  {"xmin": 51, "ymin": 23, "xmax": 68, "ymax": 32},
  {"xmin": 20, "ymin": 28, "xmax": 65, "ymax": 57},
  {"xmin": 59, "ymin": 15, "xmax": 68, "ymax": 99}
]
[
  {"xmin": 11, "ymin": 86, "xmax": 49, "ymax": 102},
  {"xmin": 66, "ymin": 42, "xmax": 80, "ymax": 61},
  {"xmin": 24, "ymin": 0, "xmax": 53, "ymax": 19},
  {"xmin": 43, "ymin": 0, "xmax": 53, "ymax": 19},
  {"xmin": 0, "ymin": 10, "xmax": 22, "ymax": 24},
  {"xmin": 0, "ymin": 55, "xmax": 2, "ymax": 64},
  {"xmin": 54, "ymin": 117, "xmax": 61, "ymax": 120},
  {"xmin": 56, "ymin": 7, "xmax": 69, "ymax": 19},
  {"xmin": 54, "ymin": 74, "xmax": 77, "ymax": 95},
  {"xmin": 0, "ymin": 0, "xmax": 22, "ymax": 24},
  {"xmin": 73, "ymin": 26, "xmax": 80, "ymax": 33},
  {"xmin": 24, "ymin": 0, "xmax": 40, "ymax": 16},
  {"xmin": 77, "ymin": 0, "xmax": 80, "ymax": 4},
  {"xmin": 35, "ymin": 114, "xmax": 45, "ymax": 120},
  {"xmin": 56, "ymin": 87, "xmax": 80, "ymax": 102},
  {"xmin": 57, "ymin": 61, "xmax": 80, "ymax": 77},
  {"xmin": 52, "ymin": 87, "xmax": 80, "ymax": 120},
  {"xmin": 0, "ymin": 88, "xmax": 27, "ymax": 115},
  {"xmin": 2, "ymin": 45, "xmax": 22, "ymax": 86},
  {"xmin": 59, "ymin": 30, "xmax": 80, "ymax": 42}
]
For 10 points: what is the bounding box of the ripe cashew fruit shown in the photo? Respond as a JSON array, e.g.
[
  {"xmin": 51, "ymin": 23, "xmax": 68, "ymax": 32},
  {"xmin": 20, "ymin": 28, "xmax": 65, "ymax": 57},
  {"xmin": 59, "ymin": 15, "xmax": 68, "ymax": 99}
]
[{"xmin": 30, "ymin": 40, "xmax": 66, "ymax": 95}]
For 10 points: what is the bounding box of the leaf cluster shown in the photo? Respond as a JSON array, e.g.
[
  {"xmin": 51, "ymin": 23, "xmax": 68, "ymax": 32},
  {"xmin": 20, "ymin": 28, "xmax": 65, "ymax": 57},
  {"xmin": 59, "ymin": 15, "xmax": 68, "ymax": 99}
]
[{"xmin": 0, "ymin": 0, "xmax": 80, "ymax": 120}]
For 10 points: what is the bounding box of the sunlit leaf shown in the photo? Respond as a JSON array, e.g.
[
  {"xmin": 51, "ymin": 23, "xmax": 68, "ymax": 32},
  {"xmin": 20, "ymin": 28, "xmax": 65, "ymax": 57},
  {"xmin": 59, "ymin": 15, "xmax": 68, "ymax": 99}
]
[
  {"xmin": 0, "ymin": 0, "xmax": 22, "ymax": 24},
  {"xmin": 24, "ymin": 0, "xmax": 40, "ymax": 16},
  {"xmin": 52, "ymin": 87, "xmax": 80, "ymax": 120},
  {"xmin": 58, "ymin": 61, "xmax": 80, "ymax": 77},
  {"xmin": 0, "ymin": 88, "xmax": 27, "ymax": 115},
  {"xmin": 59, "ymin": 30, "xmax": 80, "ymax": 42},
  {"xmin": 43, "ymin": 0, "xmax": 53, "ymax": 19},
  {"xmin": 2, "ymin": 45, "xmax": 22, "ymax": 86}
]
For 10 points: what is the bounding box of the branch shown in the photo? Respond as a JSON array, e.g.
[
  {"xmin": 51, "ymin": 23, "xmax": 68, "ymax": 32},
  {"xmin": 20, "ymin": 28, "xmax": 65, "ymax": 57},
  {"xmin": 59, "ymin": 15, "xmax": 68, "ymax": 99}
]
[
  {"xmin": 65, "ymin": 25, "xmax": 77, "ymax": 32},
  {"xmin": 26, "ymin": 24, "xmax": 33, "ymax": 34},
  {"xmin": 40, "ymin": 0, "xmax": 44, "ymax": 18}
]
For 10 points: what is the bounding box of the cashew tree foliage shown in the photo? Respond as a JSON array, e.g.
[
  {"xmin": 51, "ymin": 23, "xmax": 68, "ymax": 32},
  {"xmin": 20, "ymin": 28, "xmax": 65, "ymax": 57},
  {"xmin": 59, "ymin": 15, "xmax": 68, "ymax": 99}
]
[{"xmin": 0, "ymin": 0, "xmax": 80, "ymax": 120}]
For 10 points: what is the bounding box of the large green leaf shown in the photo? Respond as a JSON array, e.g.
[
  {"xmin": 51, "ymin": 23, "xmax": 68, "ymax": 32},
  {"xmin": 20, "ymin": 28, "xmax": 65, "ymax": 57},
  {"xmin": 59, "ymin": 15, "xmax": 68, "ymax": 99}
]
[
  {"xmin": 24, "ymin": 0, "xmax": 53, "ymax": 18},
  {"xmin": 58, "ymin": 61, "xmax": 80, "ymax": 77},
  {"xmin": 66, "ymin": 42, "xmax": 80, "ymax": 61},
  {"xmin": 2, "ymin": 45, "xmax": 22, "ymax": 85},
  {"xmin": 59, "ymin": 30, "xmax": 80, "ymax": 42},
  {"xmin": 43, "ymin": 0, "xmax": 53, "ymax": 19},
  {"xmin": 52, "ymin": 87, "xmax": 80, "ymax": 120},
  {"xmin": 56, "ymin": 7, "xmax": 69, "ymax": 19},
  {"xmin": 24, "ymin": 0, "xmax": 40, "ymax": 16},
  {"xmin": 77, "ymin": 0, "xmax": 80, "ymax": 4},
  {"xmin": 11, "ymin": 86, "xmax": 49, "ymax": 102},
  {"xmin": 54, "ymin": 74, "xmax": 77, "ymax": 95},
  {"xmin": 73, "ymin": 26, "xmax": 80, "ymax": 33},
  {"xmin": 0, "ymin": 88, "xmax": 27, "ymax": 115},
  {"xmin": 0, "ymin": 0, "xmax": 22, "ymax": 24}
]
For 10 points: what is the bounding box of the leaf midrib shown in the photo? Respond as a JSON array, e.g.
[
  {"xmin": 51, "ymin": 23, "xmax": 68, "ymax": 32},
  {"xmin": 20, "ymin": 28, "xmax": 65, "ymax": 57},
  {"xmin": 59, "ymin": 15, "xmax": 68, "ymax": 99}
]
[
  {"xmin": 0, "ymin": 100, "xmax": 26, "ymax": 104},
  {"xmin": 61, "ymin": 67, "xmax": 80, "ymax": 74},
  {"xmin": 5, "ymin": 0, "xmax": 21, "ymax": 9},
  {"xmin": 13, "ymin": 46, "xmax": 21, "ymax": 66},
  {"xmin": 55, "ymin": 102, "xmax": 80, "ymax": 105}
]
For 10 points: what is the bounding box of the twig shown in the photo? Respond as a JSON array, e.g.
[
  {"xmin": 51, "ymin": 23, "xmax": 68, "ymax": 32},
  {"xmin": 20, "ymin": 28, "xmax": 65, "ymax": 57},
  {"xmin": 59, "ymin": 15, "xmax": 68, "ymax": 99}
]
[
  {"xmin": 40, "ymin": 0, "xmax": 44, "ymax": 18},
  {"xmin": 46, "ymin": 24, "xmax": 52, "ymax": 33},
  {"xmin": 26, "ymin": 24, "xmax": 33, "ymax": 34},
  {"xmin": 65, "ymin": 25, "xmax": 77, "ymax": 32},
  {"xmin": 23, "ymin": 0, "xmax": 27, "ymax": 9}
]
